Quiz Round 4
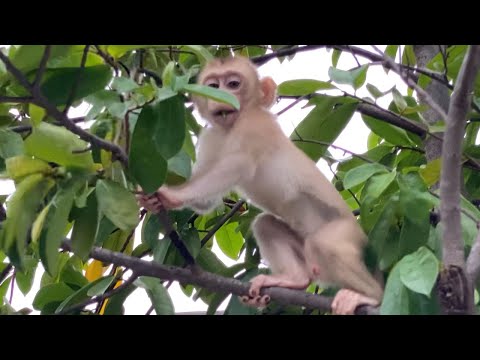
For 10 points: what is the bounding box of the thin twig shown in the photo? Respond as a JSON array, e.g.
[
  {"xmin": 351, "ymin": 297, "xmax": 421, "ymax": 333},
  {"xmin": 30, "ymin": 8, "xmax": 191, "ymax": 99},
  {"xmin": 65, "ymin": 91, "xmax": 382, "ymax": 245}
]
[
  {"xmin": 201, "ymin": 200, "xmax": 246, "ymax": 247},
  {"xmin": 64, "ymin": 45, "xmax": 90, "ymax": 114},
  {"xmin": 0, "ymin": 264, "xmax": 13, "ymax": 284},
  {"xmin": 371, "ymin": 45, "xmax": 448, "ymax": 122},
  {"xmin": 33, "ymin": 45, "xmax": 52, "ymax": 91},
  {"xmin": 291, "ymin": 138, "xmax": 375, "ymax": 163}
]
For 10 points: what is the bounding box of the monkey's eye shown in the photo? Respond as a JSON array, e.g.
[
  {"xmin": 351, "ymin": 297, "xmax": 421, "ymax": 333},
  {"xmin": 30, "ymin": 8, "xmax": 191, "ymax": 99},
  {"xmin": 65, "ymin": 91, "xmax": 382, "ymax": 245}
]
[
  {"xmin": 205, "ymin": 80, "xmax": 219, "ymax": 88},
  {"xmin": 226, "ymin": 75, "xmax": 241, "ymax": 89}
]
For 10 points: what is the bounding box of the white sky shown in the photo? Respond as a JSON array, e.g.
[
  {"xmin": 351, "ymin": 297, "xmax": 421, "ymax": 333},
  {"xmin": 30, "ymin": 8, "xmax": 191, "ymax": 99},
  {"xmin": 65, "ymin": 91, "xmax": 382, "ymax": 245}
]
[{"xmin": 1, "ymin": 46, "xmax": 409, "ymax": 314}]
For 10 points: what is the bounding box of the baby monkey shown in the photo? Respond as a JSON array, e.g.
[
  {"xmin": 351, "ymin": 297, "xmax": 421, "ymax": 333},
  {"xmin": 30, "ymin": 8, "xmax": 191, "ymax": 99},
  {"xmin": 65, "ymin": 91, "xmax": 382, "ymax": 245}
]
[{"xmin": 138, "ymin": 56, "xmax": 383, "ymax": 315}]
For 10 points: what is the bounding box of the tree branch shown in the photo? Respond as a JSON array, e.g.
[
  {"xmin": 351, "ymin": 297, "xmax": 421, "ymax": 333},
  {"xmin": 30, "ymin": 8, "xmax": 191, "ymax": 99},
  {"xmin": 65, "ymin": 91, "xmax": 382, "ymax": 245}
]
[
  {"xmin": 440, "ymin": 45, "xmax": 480, "ymax": 268},
  {"xmin": 0, "ymin": 96, "xmax": 33, "ymax": 103},
  {"xmin": 251, "ymin": 45, "xmax": 326, "ymax": 66},
  {"xmin": 61, "ymin": 240, "xmax": 379, "ymax": 315}
]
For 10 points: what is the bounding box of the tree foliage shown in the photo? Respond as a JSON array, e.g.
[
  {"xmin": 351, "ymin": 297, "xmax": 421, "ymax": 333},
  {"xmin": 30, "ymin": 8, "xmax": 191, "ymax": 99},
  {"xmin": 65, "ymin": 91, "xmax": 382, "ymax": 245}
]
[{"xmin": 0, "ymin": 45, "xmax": 479, "ymax": 315}]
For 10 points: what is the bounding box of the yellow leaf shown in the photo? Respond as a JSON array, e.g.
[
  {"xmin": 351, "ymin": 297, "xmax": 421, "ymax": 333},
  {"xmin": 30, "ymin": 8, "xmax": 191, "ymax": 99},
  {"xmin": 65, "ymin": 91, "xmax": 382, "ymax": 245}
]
[
  {"xmin": 419, "ymin": 158, "xmax": 441, "ymax": 186},
  {"xmin": 31, "ymin": 203, "xmax": 51, "ymax": 243},
  {"xmin": 85, "ymin": 260, "xmax": 107, "ymax": 282}
]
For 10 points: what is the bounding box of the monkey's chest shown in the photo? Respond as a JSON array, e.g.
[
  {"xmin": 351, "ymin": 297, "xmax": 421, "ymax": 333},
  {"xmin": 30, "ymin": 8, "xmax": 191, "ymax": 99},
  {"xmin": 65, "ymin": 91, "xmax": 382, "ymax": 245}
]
[{"xmin": 237, "ymin": 167, "xmax": 299, "ymax": 215}]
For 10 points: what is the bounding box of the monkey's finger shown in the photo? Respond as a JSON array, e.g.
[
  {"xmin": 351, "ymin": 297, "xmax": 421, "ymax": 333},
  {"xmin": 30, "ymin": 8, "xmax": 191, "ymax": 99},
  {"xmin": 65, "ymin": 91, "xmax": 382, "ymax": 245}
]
[
  {"xmin": 260, "ymin": 295, "xmax": 270, "ymax": 306},
  {"xmin": 239, "ymin": 296, "xmax": 251, "ymax": 304}
]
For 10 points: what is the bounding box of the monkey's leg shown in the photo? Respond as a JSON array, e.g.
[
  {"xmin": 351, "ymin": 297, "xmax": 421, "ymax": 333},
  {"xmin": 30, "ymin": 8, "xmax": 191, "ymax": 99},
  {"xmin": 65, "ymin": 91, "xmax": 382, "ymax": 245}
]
[
  {"xmin": 305, "ymin": 219, "xmax": 383, "ymax": 315},
  {"xmin": 241, "ymin": 214, "xmax": 311, "ymax": 307}
]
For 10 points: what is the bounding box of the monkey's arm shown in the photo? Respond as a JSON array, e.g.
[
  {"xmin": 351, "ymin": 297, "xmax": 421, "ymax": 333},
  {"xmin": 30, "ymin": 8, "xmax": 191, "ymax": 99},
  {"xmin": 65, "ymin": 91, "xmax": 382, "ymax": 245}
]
[{"xmin": 160, "ymin": 153, "xmax": 254, "ymax": 208}]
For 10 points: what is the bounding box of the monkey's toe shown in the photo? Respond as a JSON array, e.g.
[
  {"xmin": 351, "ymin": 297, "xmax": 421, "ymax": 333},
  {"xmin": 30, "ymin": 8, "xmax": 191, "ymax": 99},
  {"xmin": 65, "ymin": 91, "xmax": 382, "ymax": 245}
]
[
  {"xmin": 249, "ymin": 274, "xmax": 267, "ymax": 297},
  {"xmin": 332, "ymin": 289, "xmax": 379, "ymax": 315}
]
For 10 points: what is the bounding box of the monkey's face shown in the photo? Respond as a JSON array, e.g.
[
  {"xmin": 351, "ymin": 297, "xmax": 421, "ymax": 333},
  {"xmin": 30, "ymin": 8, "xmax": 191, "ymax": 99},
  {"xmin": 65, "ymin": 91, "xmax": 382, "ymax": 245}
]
[
  {"xmin": 194, "ymin": 58, "xmax": 260, "ymax": 127},
  {"xmin": 197, "ymin": 71, "xmax": 252, "ymax": 127}
]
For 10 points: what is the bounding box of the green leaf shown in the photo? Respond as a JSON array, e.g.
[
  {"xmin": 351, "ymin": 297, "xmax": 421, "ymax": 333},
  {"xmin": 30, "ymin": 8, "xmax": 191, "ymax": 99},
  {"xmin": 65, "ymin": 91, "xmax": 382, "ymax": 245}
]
[
  {"xmin": 1, "ymin": 174, "xmax": 54, "ymax": 268},
  {"xmin": 0, "ymin": 129, "xmax": 24, "ymax": 159},
  {"xmin": 151, "ymin": 96, "xmax": 186, "ymax": 159},
  {"xmin": 112, "ymin": 77, "xmax": 139, "ymax": 93},
  {"xmin": 71, "ymin": 191, "xmax": 99, "ymax": 260},
  {"xmin": 16, "ymin": 256, "xmax": 38, "ymax": 295},
  {"xmin": 33, "ymin": 283, "xmax": 75, "ymax": 311},
  {"xmin": 343, "ymin": 163, "xmax": 388, "ymax": 190},
  {"xmin": 10, "ymin": 45, "xmax": 73, "ymax": 73},
  {"xmin": 290, "ymin": 101, "xmax": 357, "ymax": 161},
  {"xmin": 24, "ymin": 122, "xmax": 95, "ymax": 170},
  {"xmin": 55, "ymin": 276, "xmax": 111, "ymax": 313},
  {"xmin": 39, "ymin": 179, "xmax": 83, "ymax": 276},
  {"xmin": 181, "ymin": 45, "xmax": 213, "ymax": 64},
  {"xmin": 129, "ymin": 96, "xmax": 186, "ymax": 193},
  {"xmin": 96, "ymin": 179, "xmax": 139, "ymax": 231},
  {"xmin": 40, "ymin": 65, "xmax": 112, "ymax": 106},
  {"xmin": 366, "ymin": 83, "xmax": 383, "ymax": 99},
  {"xmin": 398, "ymin": 247, "xmax": 439, "ymax": 297},
  {"xmin": 362, "ymin": 114, "xmax": 415, "ymax": 146},
  {"xmin": 397, "ymin": 172, "xmax": 433, "ymax": 255},
  {"xmin": 368, "ymin": 194, "xmax": 402, "ymax": 270},
  {"xmin": 385, "ymin": 45, "xmax": 399, "ymax": 60},
  {"xmin": 380, "ymin": 263, "xmax": 410, "ymax": 314},
  {"xmin": 332, "ymin": 49, "xmax": 341, "ymax": 67},
  {"xmin": 392, "ymin": 88, "xmax": 408, "ymax": 112},
  {"xmin": 142, "ymin": 212, "xmax": 162, "ymax": 249},
  {"xmin": 277, "ymin": 79, "xmax": 335, "ymax": 96},
  {"xmin": 215, "ymin": 222, "xmax": 244, "ymax": 260},
  {"xmin": 162, "ymin": 61, "xmax": 176, "ymax": 88},
  {"xmin": 28, "ymin": 103, "xmax": 46, "ymax": 126},
  {"xmin": 167, "ymin": 150, "xmax": 192, "ymax": 179},
  {"xmin": 129, "ymin": 113, "xmax": 167, "ymax": 193},
  {"xmin": 60, "ymin": 263, "xmax": 89, "ymax": 290},
  {"xmin": 196, "ymin": 248, "xmax": 228, "ymax": 275},
  {"xmin": 87, "ymin": 276, "xmax": 115, "ymax": 297},
  {"xmin": 367, "ymin": 132, "xmax": 381, "ymax": 150},
  {"xmin": 179, "ymin": 227, "xmax": 201, "ymax": 259},
  {"xmin": 135, "ymin": 276, "xmax": 175, "ymax": 315},
  {"xmin": 182, "ymin": 84, "xmax": 240, "ymax": 110},
  {"xmin": 328, "ymin": 65, "xmax": 368, "ymax": 90},
  {"xmin": 103, "ymin": 45, "xmax": 153, "ymax": 59},
  {"xmin": 401, "ymin": 45, "xmax": 416, "ymax": 66},
  {"xmin": 362, "ymin": 171, "xmax": 396, "ymax": 200}
]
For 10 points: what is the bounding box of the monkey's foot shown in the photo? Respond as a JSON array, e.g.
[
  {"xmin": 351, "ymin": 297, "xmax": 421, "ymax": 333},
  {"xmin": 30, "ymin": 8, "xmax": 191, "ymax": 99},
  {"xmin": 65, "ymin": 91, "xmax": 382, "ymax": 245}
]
[
  {"xmin": 331, "ymin": 289, "xmax": 379, "ymax": 315},
  {"xmin": 239, "ymin": 274, "xmax": 310, "ymax": 307}
]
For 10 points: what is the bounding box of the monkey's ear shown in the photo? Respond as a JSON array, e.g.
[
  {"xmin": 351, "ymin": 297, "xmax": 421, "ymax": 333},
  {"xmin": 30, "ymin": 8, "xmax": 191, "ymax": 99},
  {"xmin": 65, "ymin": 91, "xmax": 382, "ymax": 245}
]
[{"xmin": 260, "ymin": 77, "xmax": 277, "ymax": 109}]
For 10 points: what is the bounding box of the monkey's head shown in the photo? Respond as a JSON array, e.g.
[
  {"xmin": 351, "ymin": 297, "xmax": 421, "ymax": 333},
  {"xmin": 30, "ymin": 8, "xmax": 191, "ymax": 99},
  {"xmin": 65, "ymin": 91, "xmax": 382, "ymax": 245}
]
[{"xmin": 193, "ymin": 56, "xmax": 277, "ymax": 127}]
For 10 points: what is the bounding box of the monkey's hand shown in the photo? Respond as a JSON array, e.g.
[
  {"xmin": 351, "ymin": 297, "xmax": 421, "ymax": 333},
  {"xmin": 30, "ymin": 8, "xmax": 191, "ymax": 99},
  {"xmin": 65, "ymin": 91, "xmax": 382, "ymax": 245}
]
[
  {"xmin": 156, "ymin": 187, "xmax": 184, "ymax": 209},
  {"xmin": 331, "ymin": 289, "xmax": 379, "ymax": 315},
  {"xmin": 136, "ymin": 187, "xmax": 183, "ymax": 213}
]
